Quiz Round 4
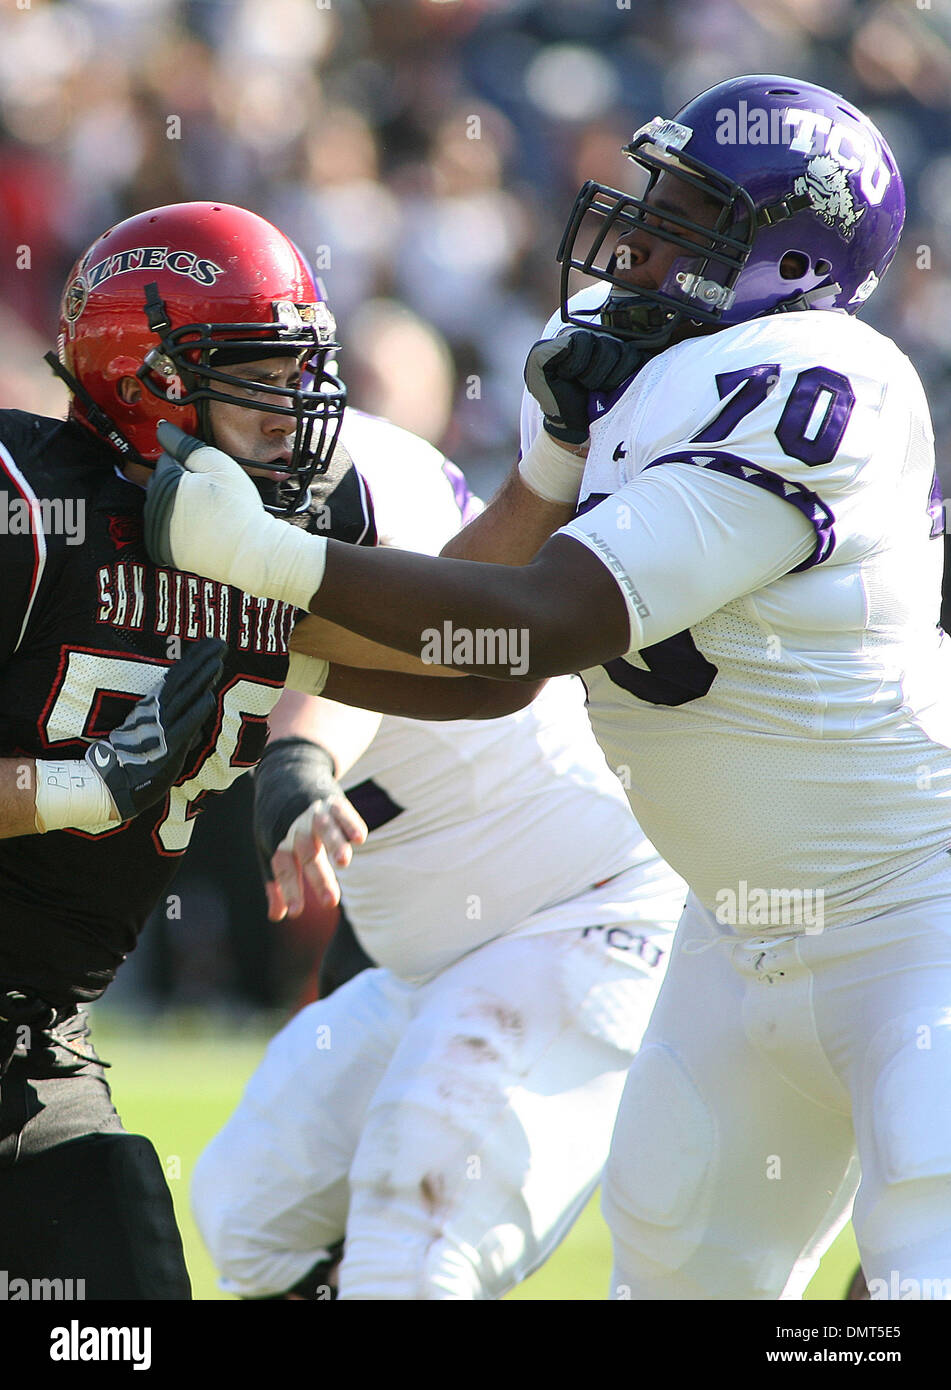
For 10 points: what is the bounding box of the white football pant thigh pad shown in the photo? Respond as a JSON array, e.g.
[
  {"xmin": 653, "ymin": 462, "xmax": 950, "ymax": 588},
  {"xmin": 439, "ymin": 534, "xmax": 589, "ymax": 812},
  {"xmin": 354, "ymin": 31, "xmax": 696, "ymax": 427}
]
[
  {"xmin": 859, "ymin": 1011, "xmax": 951, "ymax": 1296},
  {"xmin": 801, "ymin": 868, "xmax": 951, "ymax": 1295},
  {"xmin": 604, "ymin": 896, "xmax": 856, "ymax": 1300},
  {"xmin": 604, "ymin": 1042, "xmax": 714, "ymax": 1299},
  {"xmin": 338, "ymin": 927, "xmax": 662, "ymax": 1300},
  {"xmin": 191, "ymin": 968, "xmax": 411, "ymax": 1297}
]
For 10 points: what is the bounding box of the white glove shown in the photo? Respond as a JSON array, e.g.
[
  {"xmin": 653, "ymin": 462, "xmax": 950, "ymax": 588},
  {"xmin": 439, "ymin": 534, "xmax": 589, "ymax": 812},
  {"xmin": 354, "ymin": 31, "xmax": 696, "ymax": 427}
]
[{"xmin": 144, "ymin": 421, "xmax": 327, "ymax": 610}]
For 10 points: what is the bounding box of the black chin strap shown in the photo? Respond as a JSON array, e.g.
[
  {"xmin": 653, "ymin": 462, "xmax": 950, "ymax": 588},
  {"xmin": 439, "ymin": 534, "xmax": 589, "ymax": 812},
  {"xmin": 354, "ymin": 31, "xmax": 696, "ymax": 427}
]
[
  {"xmin": 44, "ymin": 351, "xmax": 152, "ymax": 469},
  {"xmin": 755, "ymin": 192, "xmax": 811, "ymax": 228},
  {"xmin": 770, "ymin": 282, "xmax": 842, "ymax": 314},
  {"xmin": 142, "ymin": 281, "xmax": 172, "ymax": 336}
]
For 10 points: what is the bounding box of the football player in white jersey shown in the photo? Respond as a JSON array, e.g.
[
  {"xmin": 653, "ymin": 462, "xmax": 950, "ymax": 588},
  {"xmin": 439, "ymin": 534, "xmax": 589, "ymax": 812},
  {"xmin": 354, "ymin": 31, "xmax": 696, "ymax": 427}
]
[
  {"xmin": 190, "ymin": 411, "xmax": 686, "ymax": 1301},
  {"xmin": 147, "ymin": 74, "xmax": 951, "ymax": 1299}
]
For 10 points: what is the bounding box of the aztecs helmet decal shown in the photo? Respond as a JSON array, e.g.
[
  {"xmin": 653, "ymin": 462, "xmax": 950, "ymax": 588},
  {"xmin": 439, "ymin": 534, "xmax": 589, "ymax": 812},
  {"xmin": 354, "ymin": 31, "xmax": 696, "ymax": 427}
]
[
  {"xmin": 557, "ymin": 74, "xmax": 906, "ymax": 348},
  {"xmin": 63, "ymin": 275, "xmax": 89, "ymax": 326},
  {"xmin": 49, "ymin": 202, "xmax": 346, "ymax": 514}
]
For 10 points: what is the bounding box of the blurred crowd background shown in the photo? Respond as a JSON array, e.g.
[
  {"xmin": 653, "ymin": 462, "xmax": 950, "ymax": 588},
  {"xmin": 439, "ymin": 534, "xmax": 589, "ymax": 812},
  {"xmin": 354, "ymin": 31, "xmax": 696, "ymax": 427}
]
[
  {"xmin": 4, "ymin": 0, "xmax": 951, "ymax": 487},
  {"xmin": 3, "ymin": 0, "xmax": 950, "ymax": 1009}
]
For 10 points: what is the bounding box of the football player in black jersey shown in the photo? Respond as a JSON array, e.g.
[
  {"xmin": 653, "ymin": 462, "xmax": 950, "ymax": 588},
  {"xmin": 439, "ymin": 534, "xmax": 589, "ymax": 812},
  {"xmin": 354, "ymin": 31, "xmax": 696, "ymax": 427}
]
[{"xmin": 0, "ymin": 201, "xmax": 437, "ymax": 1299}]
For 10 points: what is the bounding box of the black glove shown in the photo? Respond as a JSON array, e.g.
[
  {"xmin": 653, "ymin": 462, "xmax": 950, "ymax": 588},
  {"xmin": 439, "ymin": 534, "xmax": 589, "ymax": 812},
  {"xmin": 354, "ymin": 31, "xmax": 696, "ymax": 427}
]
[
  {"xmin": 523, "ymin": 329, "xmax": 649, "ymax": 444},
  {"xmin": 85, "ymin": 638, "xmax": 225, "ymax": 821},
  {"xmin": 252, "ymin": 737, "xmax": 342, "ymax": 879}
]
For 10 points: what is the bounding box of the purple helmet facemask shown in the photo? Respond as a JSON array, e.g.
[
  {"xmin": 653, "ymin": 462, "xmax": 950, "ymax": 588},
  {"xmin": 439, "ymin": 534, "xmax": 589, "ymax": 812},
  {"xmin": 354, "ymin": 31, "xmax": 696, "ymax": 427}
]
[{"xmin": 558, "ymin": 74, "xmax": 906, "ymax": 348}]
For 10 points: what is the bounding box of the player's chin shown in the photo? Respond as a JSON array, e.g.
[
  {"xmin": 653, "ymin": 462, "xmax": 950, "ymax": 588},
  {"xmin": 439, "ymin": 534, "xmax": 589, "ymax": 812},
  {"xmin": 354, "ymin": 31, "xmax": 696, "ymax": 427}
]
[{"xmin": 249, "ymin": 470, "xmax": 297, "ymax": 509}]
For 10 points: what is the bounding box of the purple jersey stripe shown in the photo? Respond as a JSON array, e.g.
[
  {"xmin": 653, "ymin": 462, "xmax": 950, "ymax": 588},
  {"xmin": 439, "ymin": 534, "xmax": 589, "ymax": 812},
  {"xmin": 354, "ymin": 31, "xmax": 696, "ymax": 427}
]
[
  {"xmin": 345, "ymin": 778, "xmax": 404, "ymax": 833},
  {"xmin": 575, "ymin": 491, "xmax": 610, "ymax": 518},
  {"xmin": 930, "ymin": 471, "xmax": 944, "ymax": 540},
  {"xmin": 442, "ymin": 459, "xmax": 481, "ymax": 526},
  {"xmin": 643, "ymin": 448, "xmax": 836, "ymax": 571}
]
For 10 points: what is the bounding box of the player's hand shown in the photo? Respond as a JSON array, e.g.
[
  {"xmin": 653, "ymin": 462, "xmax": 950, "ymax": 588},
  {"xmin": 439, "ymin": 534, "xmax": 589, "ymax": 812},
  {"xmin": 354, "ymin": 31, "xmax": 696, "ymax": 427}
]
[
  {"xmin": 253, "ymin": 737, "xmax": 367, "ymax": 919},
  {"xmin": 144, "ymin": 421, "xmax": 326, "ymax": 610},
  {"xmin": 146, "ymin": 420, "xmax": 262, "ymax": 569},
  {"xmin": 86, "ymin": 637, "xmax": 225, "ymax": 821},
  {"xmin": 266, "ymin": 796, "xmax": 368, "ymax": 919},
  {"xmin": 523, "ymin": 329, "xmax": 648, "ymax": 444}
]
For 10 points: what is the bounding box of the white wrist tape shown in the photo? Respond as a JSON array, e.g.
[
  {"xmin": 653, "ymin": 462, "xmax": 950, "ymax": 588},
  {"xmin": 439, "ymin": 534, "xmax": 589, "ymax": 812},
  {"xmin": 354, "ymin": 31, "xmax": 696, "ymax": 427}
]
[
  {"xmin": 164, "ymin": 442, "xmax": 329, "ymax": 610},
  {"xmin": 251, "ymin": 520, "xmax": 328, "ymax": 614},
  {"xmin": 285, "ymin": 651, "xmax": 331, "ymax": 696},
  {"xmin": 34, "ymin": 759, "xmax": 120, "ymax": 834},
  {"xmin": 517, "ymin": 429, "xmax": 587, "ymax": 505}
]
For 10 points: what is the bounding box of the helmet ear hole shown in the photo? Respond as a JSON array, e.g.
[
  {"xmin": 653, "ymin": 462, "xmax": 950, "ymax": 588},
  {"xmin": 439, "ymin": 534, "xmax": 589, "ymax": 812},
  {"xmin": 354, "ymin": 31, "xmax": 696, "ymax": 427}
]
[{"xmin": 779, "ymin": 251, "xmax": 810, "ymax": 280}]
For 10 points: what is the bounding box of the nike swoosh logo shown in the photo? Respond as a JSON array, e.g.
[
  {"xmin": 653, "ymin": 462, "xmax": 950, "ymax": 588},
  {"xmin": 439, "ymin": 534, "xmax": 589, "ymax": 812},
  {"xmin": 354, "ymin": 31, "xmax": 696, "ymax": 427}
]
[{"xmin": 92, "ymin": 745, "xmax": 112, "ymax": 769}]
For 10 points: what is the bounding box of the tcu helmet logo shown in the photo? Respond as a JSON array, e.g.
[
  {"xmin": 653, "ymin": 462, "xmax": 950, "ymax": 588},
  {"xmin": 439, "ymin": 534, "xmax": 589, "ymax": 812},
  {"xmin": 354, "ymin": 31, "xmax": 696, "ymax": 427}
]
[
  {"xmin": 794, "ymin": 155, "xmax": 865, "ymax": 240},
  {"xmin": 782, "ymin": 107, "xmax": 891, "ymax": 209}
]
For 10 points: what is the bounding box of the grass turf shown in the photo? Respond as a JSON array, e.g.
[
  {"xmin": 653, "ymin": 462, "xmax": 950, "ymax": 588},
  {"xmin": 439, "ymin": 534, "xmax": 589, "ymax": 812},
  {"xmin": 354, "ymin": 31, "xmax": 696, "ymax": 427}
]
[{"xmin": 91, "ymin": 1006, "xmax": 860, "ymax": 1301}]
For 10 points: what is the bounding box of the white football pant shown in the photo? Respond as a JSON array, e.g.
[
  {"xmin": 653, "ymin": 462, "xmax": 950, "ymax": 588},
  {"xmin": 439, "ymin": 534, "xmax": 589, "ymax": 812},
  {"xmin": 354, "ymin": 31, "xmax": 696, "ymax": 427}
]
[
  {"xmin": 605, "ymin": 863, "xmax": 951, "ymax": 1299},
  {"xmin": 192, "ymin": 919, "xmax": 671, "ymax": 1299}
]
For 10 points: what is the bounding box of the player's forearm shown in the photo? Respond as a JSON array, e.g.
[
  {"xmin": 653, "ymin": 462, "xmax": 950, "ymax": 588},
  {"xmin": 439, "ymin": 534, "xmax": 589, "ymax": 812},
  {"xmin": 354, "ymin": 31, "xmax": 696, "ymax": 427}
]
[
  {"xmin": 309, "ymin": 535, "xmax": 630, "ymax": 681},
  {"xmin": 440, "ymin": 468, "xmax": 576, "ymax": 566},
  {"xmin": 322, "ymin": 665, "xmax": 544, "ymax": 720},
  {"xmin": 312, "ymin": 543, "xmax": 549, "ymax": 678},
  {"xmin": 147, "ymin": 431, "xmax": 628, "ymax": 676},
  {"xmin": 0, "ymin": 758, "xmax": 40, "ymax": 837},
  {"xmin": 290, "ymin": 613, "xmax": 459, "ymax": 676},
  {"xmin": 267, "ymin": 688, "xmax": 381, "ymax": 777}
]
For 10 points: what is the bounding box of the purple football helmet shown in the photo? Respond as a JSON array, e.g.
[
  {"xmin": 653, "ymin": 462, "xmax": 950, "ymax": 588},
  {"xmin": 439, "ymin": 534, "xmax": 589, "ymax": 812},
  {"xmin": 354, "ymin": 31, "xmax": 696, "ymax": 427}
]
[{"xmin": 558, "ymin": 75, "xmax": 906, "ymax": 348}]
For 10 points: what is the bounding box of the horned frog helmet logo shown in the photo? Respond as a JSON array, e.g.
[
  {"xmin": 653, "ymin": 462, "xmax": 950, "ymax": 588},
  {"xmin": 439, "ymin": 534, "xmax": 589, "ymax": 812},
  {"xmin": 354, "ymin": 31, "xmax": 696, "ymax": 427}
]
[{"xmin": 793, "ymin": 154, "xmax": 866, "ymax": 240}]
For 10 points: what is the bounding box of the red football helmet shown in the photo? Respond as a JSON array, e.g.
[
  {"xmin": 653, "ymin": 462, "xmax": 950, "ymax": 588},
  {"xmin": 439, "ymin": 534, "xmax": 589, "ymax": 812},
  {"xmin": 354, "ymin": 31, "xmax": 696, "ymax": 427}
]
[{"xmin": 48, "ymin": 201, "xmax": 346, "ymax": 513}]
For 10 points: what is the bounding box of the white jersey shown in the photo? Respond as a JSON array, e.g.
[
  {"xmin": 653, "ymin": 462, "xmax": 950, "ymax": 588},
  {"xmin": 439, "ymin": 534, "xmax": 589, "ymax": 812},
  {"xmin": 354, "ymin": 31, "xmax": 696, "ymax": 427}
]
[
  {"xmin": 334, "ymin": 410, "xmax": 685, "ymax": 982},
  {"xmin": 525, "ymin": 305, "xmax": 951, "ymax": 926}
]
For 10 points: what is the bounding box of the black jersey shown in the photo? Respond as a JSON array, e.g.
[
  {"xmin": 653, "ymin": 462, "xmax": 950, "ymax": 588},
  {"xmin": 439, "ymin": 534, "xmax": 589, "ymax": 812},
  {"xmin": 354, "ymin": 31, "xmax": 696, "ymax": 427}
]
[{"xmin": 0, "ymin": 411, "xmax": 374, "ymax": 1005}]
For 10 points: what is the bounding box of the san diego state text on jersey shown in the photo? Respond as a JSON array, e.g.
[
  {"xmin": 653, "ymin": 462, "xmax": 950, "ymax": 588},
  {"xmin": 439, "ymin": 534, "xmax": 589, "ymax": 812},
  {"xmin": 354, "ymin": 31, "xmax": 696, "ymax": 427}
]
[{"xmin": 0, "ymin": 409, "xmax": 374, "ymax": 1004}]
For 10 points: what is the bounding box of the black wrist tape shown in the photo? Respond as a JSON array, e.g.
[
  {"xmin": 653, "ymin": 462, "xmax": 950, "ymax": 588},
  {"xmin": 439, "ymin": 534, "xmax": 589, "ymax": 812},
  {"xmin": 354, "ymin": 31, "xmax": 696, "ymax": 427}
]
[{"xmin": 252, "ymin": 737, "xmax": 340, "ymax": 866}]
